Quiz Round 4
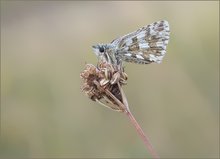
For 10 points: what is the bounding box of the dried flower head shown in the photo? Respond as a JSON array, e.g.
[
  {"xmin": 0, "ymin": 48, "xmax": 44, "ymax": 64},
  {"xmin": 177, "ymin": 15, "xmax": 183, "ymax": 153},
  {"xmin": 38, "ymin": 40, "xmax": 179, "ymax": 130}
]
[{"xmin": 80, "ymin": 62, "xmax": 128, "ymax": 112}]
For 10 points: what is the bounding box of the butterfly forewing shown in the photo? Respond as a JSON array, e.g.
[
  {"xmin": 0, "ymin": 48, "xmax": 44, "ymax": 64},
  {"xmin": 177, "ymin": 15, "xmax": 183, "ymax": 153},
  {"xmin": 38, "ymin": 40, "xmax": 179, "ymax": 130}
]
[{"xmin": 112, "ymin": 20, "xmax": 170, "ymax": 64}]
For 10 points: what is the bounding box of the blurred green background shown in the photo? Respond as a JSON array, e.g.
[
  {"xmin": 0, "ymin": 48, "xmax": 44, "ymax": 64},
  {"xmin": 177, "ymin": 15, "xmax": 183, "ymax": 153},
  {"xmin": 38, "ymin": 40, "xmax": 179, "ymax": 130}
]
[{"xmin": 1, "ymin": 1, "xmax": 219, "ymax": 158}]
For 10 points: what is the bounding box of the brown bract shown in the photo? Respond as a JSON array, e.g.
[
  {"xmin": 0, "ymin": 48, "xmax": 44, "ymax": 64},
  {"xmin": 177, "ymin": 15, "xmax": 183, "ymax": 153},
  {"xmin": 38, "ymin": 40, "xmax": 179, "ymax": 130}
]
[{"xmin": 80, "ymin": 62, "xmax": 128, "ymax": 111}]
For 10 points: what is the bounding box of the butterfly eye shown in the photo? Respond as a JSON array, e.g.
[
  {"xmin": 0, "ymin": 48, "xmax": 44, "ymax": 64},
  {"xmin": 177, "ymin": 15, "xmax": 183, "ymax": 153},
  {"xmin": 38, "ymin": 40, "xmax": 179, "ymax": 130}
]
[{"xmin": 99, "ymin": 46, "xmax": 105, "ymax": 53}]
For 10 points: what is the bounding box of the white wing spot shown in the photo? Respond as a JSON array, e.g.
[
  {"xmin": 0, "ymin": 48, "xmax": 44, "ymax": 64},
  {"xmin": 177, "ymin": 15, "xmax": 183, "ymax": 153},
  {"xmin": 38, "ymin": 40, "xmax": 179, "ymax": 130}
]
[
  {"xmin": 139, "ymin": 43, "xmax": 149, "ymax": 49},
  {"xmin": 164, "ymin": 36, "xmax": 169, "ymax": 40},
  {"xmin": 161, "ymin": 50, "xmax": 166, "ymax": 55},
  {"xmin": 149, "ymin": 54, "xmax": 157, "ymax": 61},
  {"xmin": 163, "ymin": 21, "xmax": 169, "ymax": 30},
  {"xmin": 138, "ymin": 52, "xmax": 143, "ymax": 55},
  {"xmin": 137, "ymin": 31, "xmax": 146, "ymax": 39},
  {"xmin": 125, "ymin": 39, "xmax": 133, "ymax": 45},
  {"xmin": 156, "ymin": 56, "xmax": 164, "ymax": 63},
  {"xmin": 156, "ymin": 41, "xmax": 164, "ymax": 47},
  {"xmin": 136, "ymin": 54, "xmax": 144, "ymax": 60},
  {"xmin": 162, "ymin": 45, "xmax": 167, "ymax": 50},
  {"xmin": 164, "ymin": 40, "xmax": 169, "ymax": 45},
  {"xmin": 149, "ymin": 54, "xmax": 164, "ymax": 63},
  {"xmin": 125, "ymin": 53, "xmax": 132, "ymax": 57}
]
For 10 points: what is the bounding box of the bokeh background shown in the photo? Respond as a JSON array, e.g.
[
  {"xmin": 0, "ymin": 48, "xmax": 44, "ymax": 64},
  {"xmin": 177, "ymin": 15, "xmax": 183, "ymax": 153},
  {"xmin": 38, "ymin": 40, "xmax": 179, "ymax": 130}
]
[{"xmin": 1, "ymin": 1, "xmax": 219, "ymax": 158}]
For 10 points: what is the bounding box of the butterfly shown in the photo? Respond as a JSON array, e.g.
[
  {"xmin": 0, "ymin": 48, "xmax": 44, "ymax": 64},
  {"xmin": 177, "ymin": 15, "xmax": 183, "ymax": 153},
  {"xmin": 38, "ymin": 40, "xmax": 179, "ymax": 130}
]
[{"xmin": 92, "ymin": 20, "xmax": 170, "ymax": 66}]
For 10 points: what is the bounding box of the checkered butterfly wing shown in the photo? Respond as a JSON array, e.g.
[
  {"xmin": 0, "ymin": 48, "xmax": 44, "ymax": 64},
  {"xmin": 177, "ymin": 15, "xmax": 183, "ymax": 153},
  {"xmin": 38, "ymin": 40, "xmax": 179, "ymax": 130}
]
[{"xmin": 111, "ymin": 20, "xmax": 170, "ymax": 64}]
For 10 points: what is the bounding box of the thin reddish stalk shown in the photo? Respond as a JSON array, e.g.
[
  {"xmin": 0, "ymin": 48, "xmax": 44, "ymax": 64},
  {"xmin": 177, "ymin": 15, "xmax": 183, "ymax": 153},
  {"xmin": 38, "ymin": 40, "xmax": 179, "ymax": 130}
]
[
  {"xmin": 105, "ymin": 82, "xmax": 160, "ymax": 158},
  {"xmin": 117, "ymin": 83, "xmax": 160, "ymax": 158},
  {"xmin": 125, "ymin": 110, "xmax": 160, "ymax": 159}
]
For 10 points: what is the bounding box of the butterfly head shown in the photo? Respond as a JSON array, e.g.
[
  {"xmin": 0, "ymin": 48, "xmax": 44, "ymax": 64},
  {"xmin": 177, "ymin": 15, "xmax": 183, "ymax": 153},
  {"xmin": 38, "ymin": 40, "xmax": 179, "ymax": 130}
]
[
  {"xmin": 92, "ymin": 44, "xmax": 119, "ymax": 65},
  {"xmin": 92, "ymin": 44, "xmax": 107, "ymax": 57}
]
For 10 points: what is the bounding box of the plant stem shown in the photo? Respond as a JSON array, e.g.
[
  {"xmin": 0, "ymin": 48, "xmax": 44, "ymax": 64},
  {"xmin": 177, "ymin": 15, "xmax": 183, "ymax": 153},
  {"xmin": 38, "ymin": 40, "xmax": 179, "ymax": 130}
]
[
  {"xmin": 125, "ymin": 110, "xmax": 160, "ymax": 159},
  {"xmin": 117, "ymin": 83, "xmax": 160, "ymax": 158}
]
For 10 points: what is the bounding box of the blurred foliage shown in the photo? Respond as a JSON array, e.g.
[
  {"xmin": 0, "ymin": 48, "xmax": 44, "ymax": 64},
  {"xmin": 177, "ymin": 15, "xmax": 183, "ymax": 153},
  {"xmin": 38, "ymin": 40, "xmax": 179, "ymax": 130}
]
[{"xmin": 1, "ymin": 1, "xmax": 219, "ymax": 158}]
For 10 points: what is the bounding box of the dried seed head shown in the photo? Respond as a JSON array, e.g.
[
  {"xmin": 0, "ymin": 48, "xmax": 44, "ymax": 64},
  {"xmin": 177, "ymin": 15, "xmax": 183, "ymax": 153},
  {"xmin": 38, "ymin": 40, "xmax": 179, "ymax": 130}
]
[{"xmin": 80, "ymin": 62, "xmax": 128, "ymax": 111}]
